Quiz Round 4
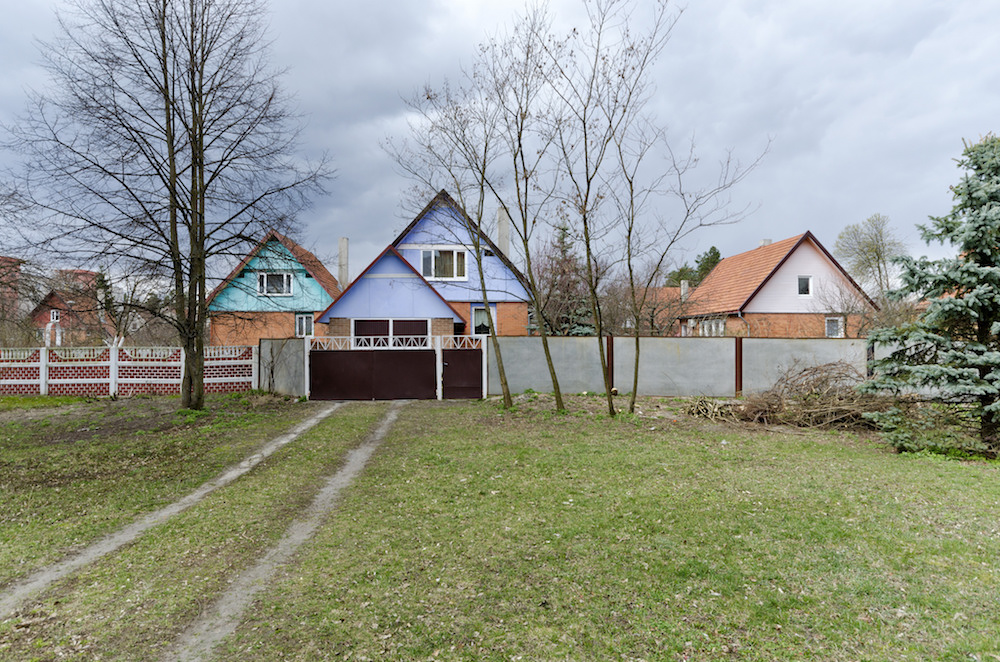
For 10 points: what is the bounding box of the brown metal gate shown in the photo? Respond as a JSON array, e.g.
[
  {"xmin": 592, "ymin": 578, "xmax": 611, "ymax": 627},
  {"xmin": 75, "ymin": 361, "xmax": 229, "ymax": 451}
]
[
  {"xmin": 309, "ymin": 336, "xmax": 484, "ymax": 401},
  {"xmin": 442, "ymin": 348, "xmax": 482, "ymax": 399},
  {"xmin": 310, "ymin": 350, "xmax": 437, "ymax": 400}
]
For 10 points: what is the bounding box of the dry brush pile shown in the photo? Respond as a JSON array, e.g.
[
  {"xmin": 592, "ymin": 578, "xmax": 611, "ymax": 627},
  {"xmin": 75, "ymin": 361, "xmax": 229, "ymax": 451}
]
[{"xmin": 687, "ymin": 362, "xmax": 895, "ymax": 430}]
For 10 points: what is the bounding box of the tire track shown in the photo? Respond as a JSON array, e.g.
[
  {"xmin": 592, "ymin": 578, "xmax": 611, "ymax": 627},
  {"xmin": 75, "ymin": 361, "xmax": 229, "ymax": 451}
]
[
  {"xmin": 167, "ymin": 401, "xmax": 403, "ymax": 662},
  {"xmin": 0, "ymin": 403, "xmax": 344, "ymax": 617}
]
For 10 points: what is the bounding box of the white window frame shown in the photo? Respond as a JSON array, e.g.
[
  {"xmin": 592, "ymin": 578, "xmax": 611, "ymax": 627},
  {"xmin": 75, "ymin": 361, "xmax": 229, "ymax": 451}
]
[
  {"xmin": 797, "ymin": 275, "xmax": 813, "ymax": 297},
  {"xmin": 420, "ymin": 248, "xmax": 467, "ymax": 281},
  {"xmin": 699, "ymin": 318, "xmax": 725, "ymax": 337},
  {"xmin": 50, "ymin": 309, "xmax": 61, "ymax": 323},
  {"xmin": 471, "ymin": 305, "xmax": 496, "ymax": 336},
  {"xmin": 825, "ymin": 316, "xmax": 845, "ymax": 338},
  {"xmin": 295, "ymin": 313, "xmax": 314, "ymax": 338},
  {"xmin": 258, "ymin": 272, "xmax": 293, "ymax": 296}
]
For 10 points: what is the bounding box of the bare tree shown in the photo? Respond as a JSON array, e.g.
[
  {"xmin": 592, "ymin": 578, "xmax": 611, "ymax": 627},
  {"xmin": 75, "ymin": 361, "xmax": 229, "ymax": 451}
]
[{"xmin": 6, "ymin": 0, "xmax": 327, "ymax": 408}]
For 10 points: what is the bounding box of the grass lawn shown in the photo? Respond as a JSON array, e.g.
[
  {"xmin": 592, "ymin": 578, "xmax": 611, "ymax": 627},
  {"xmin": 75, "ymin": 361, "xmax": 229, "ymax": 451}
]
[
  {"xmin": 1, "ymin": 395, "xmax": 999, "ymax": 660},
  {"xmin": 222, "ymin": 398, "xmax": 1000, "ymax": 661},
  {"xmin": 0, "ymin": 392, "xmax": 328, "ymax": 587},
  {"xmin": 0, "ymin": 396, "xmax": 389, "ymax": 660}
]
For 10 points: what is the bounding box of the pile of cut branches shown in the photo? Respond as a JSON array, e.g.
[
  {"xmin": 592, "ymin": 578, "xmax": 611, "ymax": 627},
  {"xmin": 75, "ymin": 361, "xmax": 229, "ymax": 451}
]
[{"xmin": 688, "ymin": 362, "xmax": 893, "ymax": 429}]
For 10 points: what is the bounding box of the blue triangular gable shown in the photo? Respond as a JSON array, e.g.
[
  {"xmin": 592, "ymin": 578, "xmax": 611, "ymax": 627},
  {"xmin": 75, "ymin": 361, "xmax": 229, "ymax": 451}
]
[{"xmin": 316, "ymin": 249, "xmax": 463, "ymax": 323}]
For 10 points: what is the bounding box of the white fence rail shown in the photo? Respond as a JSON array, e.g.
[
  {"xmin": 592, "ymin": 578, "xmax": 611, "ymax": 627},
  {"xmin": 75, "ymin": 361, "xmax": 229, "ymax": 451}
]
[{"xmin": 0, "ymin": 345, "xmax": 258, "ymax": 397}]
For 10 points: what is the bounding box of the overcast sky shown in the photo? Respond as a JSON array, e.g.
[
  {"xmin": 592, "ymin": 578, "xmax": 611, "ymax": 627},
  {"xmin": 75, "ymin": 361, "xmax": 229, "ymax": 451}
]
[{"xmin": 2, "ymin": 0, "xmax": 997, "ymax": 282}]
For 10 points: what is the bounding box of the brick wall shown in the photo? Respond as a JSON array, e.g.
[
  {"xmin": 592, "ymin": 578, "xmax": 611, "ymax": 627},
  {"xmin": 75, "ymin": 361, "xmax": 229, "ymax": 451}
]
[
  {"xmin": 209, "ymin": 312, "xmax": 327, "ymax": 346},
  {"xmin": 0, "ymin": 346, "xmax": 255, "ymax": 396}
]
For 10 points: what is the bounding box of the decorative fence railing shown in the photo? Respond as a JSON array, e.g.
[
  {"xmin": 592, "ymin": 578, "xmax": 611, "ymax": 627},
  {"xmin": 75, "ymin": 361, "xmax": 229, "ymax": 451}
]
[
  {"xmin": 0, "ymin": 345, "xmax": 258, "ymax": 397},
  {"xmin": 310, "ymin": 335, "xmax": 484, "ymax": 351}
]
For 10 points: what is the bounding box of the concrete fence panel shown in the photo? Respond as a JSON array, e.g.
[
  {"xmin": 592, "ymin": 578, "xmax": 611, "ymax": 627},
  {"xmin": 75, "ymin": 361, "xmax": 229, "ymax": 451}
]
[
  {"xmin": 741, "ymin": 338, "xmax": 868, "ymax": 393},
  {"xmin": 488, "ymin": 336, "xmax": 608, "ymax": 395},
  {"xmin": 614, "ymin": 337, "xmax": 735, "ymax": 397},
  {"xmin": 259, "ymin": 338, "xmax": 307, "ymax": 397}
]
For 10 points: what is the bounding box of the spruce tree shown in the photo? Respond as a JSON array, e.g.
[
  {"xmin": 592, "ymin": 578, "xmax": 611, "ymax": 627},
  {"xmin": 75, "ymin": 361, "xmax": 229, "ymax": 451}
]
[{"xmin": 865, "ymin": 135, "xmax": 1000, "ymax": 454}]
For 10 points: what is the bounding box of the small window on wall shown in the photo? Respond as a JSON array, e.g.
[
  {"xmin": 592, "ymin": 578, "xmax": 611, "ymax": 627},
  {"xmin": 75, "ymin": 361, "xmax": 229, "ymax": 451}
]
[
  {"xmin": 472, "ymin": 307, "xmax": 494, "ymax": 335},
  {"xmin": 258, "ymin": 272, "xmax": 293, "ymax": 296},
  {"xmin": 421, "ymin": 249, "xmax": 466, "ymax": 279},
  {"xmin": 825, "ymin": 316, "xmax": 845, "ymax": 338},
  {"xmin": 50, "ymin": 309, "xmax": 60, "ymax": 323},
  {"xmin": 295, "ymin": 313, "xmax": 314, "ymax": 338},
  {"xmin": 700, "ymin": 319, "xmax": 725, "ymax": 337},
  {"xmin": 798, "ymin": 275, "xmax": 813, "ymax": 296}
]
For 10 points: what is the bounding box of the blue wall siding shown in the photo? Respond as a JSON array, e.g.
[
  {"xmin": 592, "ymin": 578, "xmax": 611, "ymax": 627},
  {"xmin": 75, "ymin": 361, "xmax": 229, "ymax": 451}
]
[
  {"xmin": 209, "ymin": 241, "xmax": 334, "ymax": 313},
  {"xmin": 317, "ymin": 252, "xmax": 461, "ymax": 322},
  {"xmin": 396, "ymin": 207, "xmax": 529, "ymax": 303}
]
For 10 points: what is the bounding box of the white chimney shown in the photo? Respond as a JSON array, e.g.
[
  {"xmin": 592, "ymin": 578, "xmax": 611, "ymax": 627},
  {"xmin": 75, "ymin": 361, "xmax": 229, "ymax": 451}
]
[
  {"xmin": 680, "ymin": 279, "xmax": 689, "ymax": 301},
  {"xmin": 496, "ymin": 207, "xmax": 511, "ymax": 257},
  {"xmin": 759, "ymin": 239, "xmax": 772, "ymax": 248},
  {"xmin": 338, "ymin": 237, "xmax": 349, "ymax": 288}
]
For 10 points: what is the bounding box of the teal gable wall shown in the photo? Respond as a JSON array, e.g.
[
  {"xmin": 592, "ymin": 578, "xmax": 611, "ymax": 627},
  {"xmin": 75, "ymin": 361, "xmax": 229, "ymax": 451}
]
[{"xmin": 209, "ymin": 241, "xmax": 334, "ymax": 313}]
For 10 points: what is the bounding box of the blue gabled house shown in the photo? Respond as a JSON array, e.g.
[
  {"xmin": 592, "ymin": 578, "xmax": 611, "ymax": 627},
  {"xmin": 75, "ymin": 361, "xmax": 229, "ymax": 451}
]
[{"xmin": 317, "ymin": 190, "xmax": 530, "ymax": 341}]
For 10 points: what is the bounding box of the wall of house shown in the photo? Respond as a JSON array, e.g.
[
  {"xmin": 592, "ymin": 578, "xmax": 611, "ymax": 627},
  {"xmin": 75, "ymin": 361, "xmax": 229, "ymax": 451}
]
[
  {"xmin": 209, "ymin": 312, "xmax": 328, "ymax": 346},
  {"xmin": 735, "ymin": 313, "xmax": 866, "ymax": 338},
  {"xmin": 450, "ymin": 301, "xmax": 531, "ymax": 336},
  {"xmin": 744, "ymin": 240, "xmax": 855, "ymax": 314},
  {"xmin": 325, "ymin": 252, "xmax": 462, "ymax": 322},
  {"xmin": 209, "ymin": 241, "xmax": 333, "ymax": 314},
  {"xmin": 395, "ymin": 205, "xmax": 530, "ymax": 304}
]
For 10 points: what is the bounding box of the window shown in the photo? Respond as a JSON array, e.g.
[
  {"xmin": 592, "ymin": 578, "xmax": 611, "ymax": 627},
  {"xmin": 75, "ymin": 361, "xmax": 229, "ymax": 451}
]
[
  {"xmin": 258, "ymin": 272, "xmax": 293, "ymax": 296},
  {"xmin": 352, "ymin": 319, "xmax": 429, "ymax": 348},
  {"xmin": 421, "ymin": 249, "xmax": 466, "ymax": 279},
  {"xmin": 825, "ymin": 316, "xmax": 845, "ymax": 338},
  {"xmin": 50, "ymin": 309, "xmax": 60, "ymax": 323},
  {"xmin": 699, "ymin": 319, "xmax": 725, "ymax": 337},
  {"xmin": 472, "ymin": 307, "xmax": 494, "ymax": 335},
  {"xmin": 798, "ymin": 275, "xmax": 812, "ymax": 296},
  {"xmin": 295, "ymin": 313, "xmax": 314, "ymax": 337}
]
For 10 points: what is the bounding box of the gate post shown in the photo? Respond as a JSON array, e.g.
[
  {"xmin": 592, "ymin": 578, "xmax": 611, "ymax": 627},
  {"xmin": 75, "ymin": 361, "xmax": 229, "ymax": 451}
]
[
  {"xmin": 109, "ymin": 345, "xmax": 118, "ymax": 397},
  {"xmin": 304, "ymin": 337, "xmax": 311, "ymax": 399},
  {"xmin": 481, "ymin": 336, "xmax": 488, "ymax": 400},
  {"xmin": 39, "ymin": 347, "xmax": 48, "ymax": 396},
  {"xmin": 435, "ymin": 336, "xmax": 443, "ymax": 400}
]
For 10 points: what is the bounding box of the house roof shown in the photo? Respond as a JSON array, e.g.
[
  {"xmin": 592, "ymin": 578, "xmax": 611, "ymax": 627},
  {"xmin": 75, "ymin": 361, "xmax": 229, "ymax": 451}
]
[
  {"xmin": 684, "ymin": 232, "xmax": 875, "ymax": 316},
  {"xmin": 206, "ymin": 230, "xmax": 341, "ymax": 305},
  {"xmin": 316, "ymin": 245, "xmax": 465, "ymax": 323},
  {"xmin": 391, "ymin": 189, "xmax": 530, "ymax": 291}
]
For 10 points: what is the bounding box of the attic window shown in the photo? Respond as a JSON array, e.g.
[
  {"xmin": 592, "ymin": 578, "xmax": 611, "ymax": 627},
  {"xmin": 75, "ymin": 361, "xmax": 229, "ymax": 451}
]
[
  {"xmin": 50, "ymin": 310, "xmax": 60, "ymax": 323},
  {"xmin": 797, "ymin": 276, "xmax": 813, "ymax": 296},
  {"xmin": 258, "ymin": 272, "xmax": 293, "ymax": 296},
  {"xmin": 421, "ymin": 249, "xmax": 466, "ymax": 280}
]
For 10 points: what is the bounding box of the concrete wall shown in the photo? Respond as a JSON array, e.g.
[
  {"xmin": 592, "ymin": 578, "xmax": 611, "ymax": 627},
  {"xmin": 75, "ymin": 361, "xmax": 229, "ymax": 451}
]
[
  {"xmin": 614, "ymin": 337, "xmax": 735, "ymax": 397},
  {"xmin": 488, "ymin": 336, "xmax": 870, "ymax": 397},
  {"xmin": 488, "ymin": 336, "xmax": 608, "ymax": 395},
  {"xmin": 741, "ymin": 338, "xmax": 868, "ymax": 393},
  {"xmin": 260, "ymin": 338, "xmax": 307, "ymax": 397}
]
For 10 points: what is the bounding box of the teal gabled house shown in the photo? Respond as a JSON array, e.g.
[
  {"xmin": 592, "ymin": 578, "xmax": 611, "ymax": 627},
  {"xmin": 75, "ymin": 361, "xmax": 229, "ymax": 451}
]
[{"xmin": 208, "ymin": 231, "xmax": 341, "ymax": 345}]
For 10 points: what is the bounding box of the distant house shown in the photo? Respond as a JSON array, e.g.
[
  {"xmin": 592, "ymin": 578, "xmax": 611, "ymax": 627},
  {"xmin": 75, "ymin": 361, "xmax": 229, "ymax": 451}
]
[
  {"xmin": 207, "ymin": 231, "xmax": 341, "ymax": 346},
  {"xmin": 29, "ymin": 270, "xmax": 111, "ymax": 346},
  {"xmin": 317, "ymin": 191, "xmax": 531, "ymax": 341},
  {"xmin": 677, "ymin": 232, "xmax": 877, "ymax": 338}
]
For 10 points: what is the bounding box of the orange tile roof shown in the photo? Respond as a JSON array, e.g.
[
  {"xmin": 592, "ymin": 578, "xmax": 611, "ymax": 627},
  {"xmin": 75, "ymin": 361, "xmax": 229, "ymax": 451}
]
[{"xmin": 684, "ymin": 234, "xmax": 807, "ymax": 316}]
